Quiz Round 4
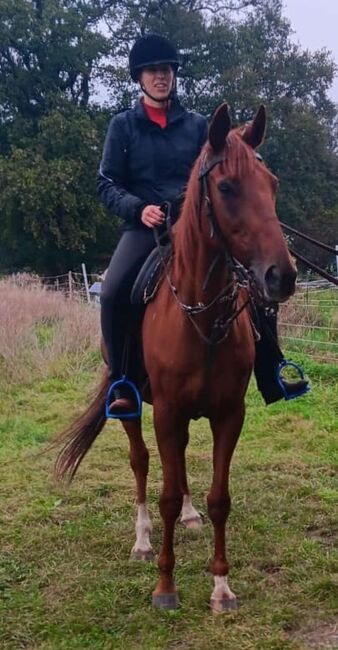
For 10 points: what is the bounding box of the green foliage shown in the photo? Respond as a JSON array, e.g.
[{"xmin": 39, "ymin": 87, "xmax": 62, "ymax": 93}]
[
  {"xmin": 0, "ymin": 0, "xmax": 109, "ymax": 120},
  {"xmin": 0, "ymin": 0, "xmax": 337, "ymax": 273},
  {"xmin": 0, "ymin": 100, "xmax": 117, "ymax": 272},
  {"xmin": 0, "ymin": 0, "xmax": 117, "ymax": 273}
]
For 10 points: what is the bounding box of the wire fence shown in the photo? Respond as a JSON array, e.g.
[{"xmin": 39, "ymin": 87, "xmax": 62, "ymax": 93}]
[
  {"xmin": 8, "ymin": 269, "xmax": 102, "ymax": 302},
  {"xmin": 279, "ymin": 281, "xmax": 338, "ymax": 363},
  {"xmin": 7, "ymin": 272, "xmax": 338, "ymax": 364}
]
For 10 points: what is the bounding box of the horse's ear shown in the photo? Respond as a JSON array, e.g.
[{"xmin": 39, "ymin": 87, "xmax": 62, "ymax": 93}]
[
  {"xmin": 242, "ymin": 104, "xmax": 266, "ymax": 149},
  {"xmin": 208, "ymin": 102, "xmax": 231, "ymax": 153}
]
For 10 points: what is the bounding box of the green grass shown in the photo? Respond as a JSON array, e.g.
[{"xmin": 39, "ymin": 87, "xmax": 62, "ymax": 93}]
[{"xmin": 0, "ymin": 355, "xmax": 337, "ymax": 649}]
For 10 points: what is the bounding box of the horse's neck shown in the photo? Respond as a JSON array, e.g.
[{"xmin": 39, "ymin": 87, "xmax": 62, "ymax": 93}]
[{"xmin": 172, "ymin": 203, "xmax": 231, "ymax": 307}]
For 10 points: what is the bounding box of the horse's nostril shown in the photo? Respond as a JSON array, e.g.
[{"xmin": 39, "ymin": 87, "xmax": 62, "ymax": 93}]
[
  {"xmin": 264, "ymin": 264, "xmax": 296, "ymax": 299},
  {"xmin": 265, "ymin": 265, "xmax": 280, "ymax": 291}
]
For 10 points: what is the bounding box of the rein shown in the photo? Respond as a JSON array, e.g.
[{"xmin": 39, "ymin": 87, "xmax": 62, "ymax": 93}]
[
  {"xmin": 289, "ymin": 248, "xmax": 338, "ymax": 288},
  {"xmin": 280, "ymin": 222, "xmax": 338, "ymax": 288},
  {"xmin": 280, "ymin": 222, "xmax": 337, "ymax": 255}
]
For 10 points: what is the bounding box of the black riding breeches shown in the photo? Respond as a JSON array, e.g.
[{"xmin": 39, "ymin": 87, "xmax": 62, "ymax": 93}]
[
  {"xmin": 254, "ymin": 306, "xmax": 284, "ymax": 400},
  {"xmin": 100, "ymin": 230, "xmax": 156, "ymax": 382}
]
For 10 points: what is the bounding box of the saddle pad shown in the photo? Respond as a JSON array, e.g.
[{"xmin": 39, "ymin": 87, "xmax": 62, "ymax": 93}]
[{"xmin": 130, "ymin": 243, "xmax": 172, "ymax": 306}]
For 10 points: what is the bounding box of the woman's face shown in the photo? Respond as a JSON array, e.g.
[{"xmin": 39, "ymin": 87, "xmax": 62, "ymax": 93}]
[{"xmin": 139, "ymin": 64, "xmax": 175, "ymax": 102}]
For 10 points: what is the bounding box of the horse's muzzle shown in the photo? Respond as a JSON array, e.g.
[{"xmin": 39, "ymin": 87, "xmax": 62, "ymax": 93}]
[{"xmin": 263, "ymin": 264, "xmax": 297, "ymax": 302}]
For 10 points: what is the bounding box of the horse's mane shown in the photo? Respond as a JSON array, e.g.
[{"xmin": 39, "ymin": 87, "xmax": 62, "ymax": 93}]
[{"xmin": 174, "ymin": 127, "xmax": 256, "ymax": 273}]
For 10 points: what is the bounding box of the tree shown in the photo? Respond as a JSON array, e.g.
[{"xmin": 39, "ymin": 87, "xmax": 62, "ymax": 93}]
[
  {"xmin": 0, "ymin": 0, "xmax": 110, "ymax": 122},
  {"xmin": 0, "ymin": 99, "xmax": 118, "ymax": 273},
  {"xmin": 0, "ymin": 0, "xmax": 118, "ymax": 273}
]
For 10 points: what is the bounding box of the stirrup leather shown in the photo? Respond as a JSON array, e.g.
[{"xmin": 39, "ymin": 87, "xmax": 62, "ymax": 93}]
[
  {"xmin": 276, "ymin": 360, "xmax": 310, "ymax": 400},
  {"xmin": 105, "ymin": 376, "xmax": 142, "ymax": 420}
]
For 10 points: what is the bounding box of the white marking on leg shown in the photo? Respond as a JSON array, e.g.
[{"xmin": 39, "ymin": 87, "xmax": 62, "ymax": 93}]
[
  {"xmin": 131, "ymin": 503, "xmax": 153, "ymax": 555},
  {"xmin": 180, "ymin": 494, "xmax": 203, "ymax": 528},
  {"xmin": 211, "ymin": 576, "xmax": 236, "ymax": 601}
]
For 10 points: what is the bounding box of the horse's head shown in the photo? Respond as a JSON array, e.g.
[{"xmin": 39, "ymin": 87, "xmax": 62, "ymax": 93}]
[{"xmin": 202, "ymin": 103, "xmax": 296, "ymax": 302}]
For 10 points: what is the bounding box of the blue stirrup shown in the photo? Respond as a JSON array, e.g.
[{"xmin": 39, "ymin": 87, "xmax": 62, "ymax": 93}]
[
  {"xmin": 276, "ymin": 360, "xmax": 310, "ymax": 400},
  {"xmin": 105, "ymin": 376, "xmax": 142, "ymax": 420}
]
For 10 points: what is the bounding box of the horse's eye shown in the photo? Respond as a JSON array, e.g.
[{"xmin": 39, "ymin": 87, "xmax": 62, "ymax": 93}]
[{"xmin": 218, "ymin": 181, "xmax": 235, "ymax": 195}]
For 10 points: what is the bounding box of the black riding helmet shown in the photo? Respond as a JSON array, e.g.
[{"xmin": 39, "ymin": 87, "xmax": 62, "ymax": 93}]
[{"xmin": 129, "ymin": 34, "xmax": 179, "ymax": 82}]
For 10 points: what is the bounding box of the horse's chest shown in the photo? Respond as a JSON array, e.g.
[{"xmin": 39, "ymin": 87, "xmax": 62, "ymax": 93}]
[{"xmin": 144, "ymin": 306, "xmax": 254, "ymax": 400}]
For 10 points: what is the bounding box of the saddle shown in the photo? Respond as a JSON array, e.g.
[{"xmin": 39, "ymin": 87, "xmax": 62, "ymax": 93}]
[
  {"xmin": 130, "ymin": 240, "xmax": 172, "ymax": 306},
  {"xmin": 130, "ymin": 199, "xmax": 179, "ymax": 307}
]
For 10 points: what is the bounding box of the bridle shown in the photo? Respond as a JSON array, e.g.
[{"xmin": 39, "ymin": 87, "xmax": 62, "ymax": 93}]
[
  {"xmin": 198, "ymin": 152, "xmax": 338, "ymax": 289},
  {"xmin": 154, "ymin": 152, "xmax": 260, "ymax": 347},
  {"xmin": 198, "ymin": 153, "xmax": 225, "ymax": 241}
]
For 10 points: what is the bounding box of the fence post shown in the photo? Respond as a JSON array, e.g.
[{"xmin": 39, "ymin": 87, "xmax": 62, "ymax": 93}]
[
  {"xmin": 68, "ymin": 271, "xmax": 73, "ymax": 299},
  {"xmin": 82, "ymin": 263, "xmax": 91, "ymax": 303}
]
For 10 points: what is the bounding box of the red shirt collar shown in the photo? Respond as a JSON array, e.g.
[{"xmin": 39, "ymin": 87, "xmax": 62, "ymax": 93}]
[{"xmin": 142, "ymin": 98, "xmax": 168, "ymax": 129}]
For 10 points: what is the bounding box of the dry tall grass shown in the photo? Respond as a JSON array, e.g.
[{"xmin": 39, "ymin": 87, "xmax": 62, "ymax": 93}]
[
  {"xmin": 279, "ymin": 286, "xmax": 338, "ymax": 362},
  {"xmin": 1, "ymin": 276, "xmax": 337, "ymax": 385},
  {"xmin": 0, "ymin": 278, "xmax": 100, "ymax": 383}
]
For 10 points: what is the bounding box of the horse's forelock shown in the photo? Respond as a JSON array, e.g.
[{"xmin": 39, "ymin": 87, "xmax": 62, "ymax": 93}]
[
  {"xmin": 188, "ymin": 129, "xmax": 256, "ymax": 184},
  {"xmin": 174, "ymin": 129, "xmax": 257, "ymax": 267},
  {"xmin": 180, "ymin": 129, "xmax": 254, "ymax": 209},
  {"xmin": 221, "ymin": 129, "xmax": 256, "ymax": 177}
]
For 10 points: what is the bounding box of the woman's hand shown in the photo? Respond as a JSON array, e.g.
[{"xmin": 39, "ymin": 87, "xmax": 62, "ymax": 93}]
[{"xmin": 141, "ymin": 205, "xmax": 165, "ymax": 228}]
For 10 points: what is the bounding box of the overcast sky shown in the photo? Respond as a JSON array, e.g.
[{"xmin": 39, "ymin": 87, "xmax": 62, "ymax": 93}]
[{"xmin": 284, "ymin": 0, "xmax": 338, "ymax": 102}]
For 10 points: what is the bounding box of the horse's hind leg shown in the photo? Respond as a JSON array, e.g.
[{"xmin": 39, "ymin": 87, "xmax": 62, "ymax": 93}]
[
  {"xmin": 122, "ymin": 419, "xmax": 154, "ymax": 561},
  {"xmin": 177, "ymin": 441, "xmax": 203, "ymax": 530},
  {"xmin": 181, "ymin": 494, "xmax": 203, "ymax": 529},
  {"xmin": 208, "ymin": 403, "xmax": 245, "ymax": 613}
]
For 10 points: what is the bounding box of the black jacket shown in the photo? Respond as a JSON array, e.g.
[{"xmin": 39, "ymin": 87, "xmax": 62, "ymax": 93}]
[{"xmin": 97, "ymin": 99, "xmax": 208, "ymax": 230}]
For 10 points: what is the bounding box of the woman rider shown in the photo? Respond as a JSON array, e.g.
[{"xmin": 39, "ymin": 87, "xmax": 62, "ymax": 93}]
[{"xmin": 98, "ymin": 33, "xmax": 309, "ymax": 416}]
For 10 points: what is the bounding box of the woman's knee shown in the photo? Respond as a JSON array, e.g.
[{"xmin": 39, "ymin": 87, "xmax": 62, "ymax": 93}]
[{"xmin": 100, "ymin": 282, "xmax": 121, "ymax": 309}]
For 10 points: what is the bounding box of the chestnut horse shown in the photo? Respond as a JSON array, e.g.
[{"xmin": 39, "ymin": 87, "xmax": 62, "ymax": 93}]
[{"xmin": 55, "ymin": 103, "xmax": 296, "ymax": 612}]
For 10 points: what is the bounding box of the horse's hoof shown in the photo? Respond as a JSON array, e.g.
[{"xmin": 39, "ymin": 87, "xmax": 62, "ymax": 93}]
[
  {"xmin": 152, "ymin": 591, "xmax": 180, "ymax": 610},
  {"xmin": 181, "ymin": 515, "xmax": 203, "ymax": 530},
  {"xmin": 130, "ymin": 548, "xmax": 154, "ymax": 562},
  {"xmin": 210, "ymin": 596, "xmax": 238, "ymax": 614}
]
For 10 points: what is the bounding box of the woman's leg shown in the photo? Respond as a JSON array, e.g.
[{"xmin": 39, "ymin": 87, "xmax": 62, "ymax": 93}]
[
  {"xmin": 254, "ymin": 305, "xmax": 309, "ymax": 404},
  {"xmin": 100, "ymin": 229, "xmax": 156, "ymax": 385}
]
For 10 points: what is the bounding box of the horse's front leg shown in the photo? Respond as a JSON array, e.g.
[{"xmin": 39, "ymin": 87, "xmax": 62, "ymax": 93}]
[
  {"xmin": 152, "ymin": 406, "xmax": 188, "ymax": 609},
  {"xmin": 208, "ymin": 403, "xmax": 245, "ymax": 613},
  {"xmin": 122, "ymin": 419, "xmax": 154, "ymax": 561}
]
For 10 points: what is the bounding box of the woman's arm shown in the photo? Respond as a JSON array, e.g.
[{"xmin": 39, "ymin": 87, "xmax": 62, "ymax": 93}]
[{"xmin": 97, "ymin": 115, "xmax": 146, "ymax": 226}]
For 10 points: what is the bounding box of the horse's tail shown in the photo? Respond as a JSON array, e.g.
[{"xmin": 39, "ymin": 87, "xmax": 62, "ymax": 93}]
[{"xmin": 54, "ymin": 369, "xmax": 109, "ymax": 483}]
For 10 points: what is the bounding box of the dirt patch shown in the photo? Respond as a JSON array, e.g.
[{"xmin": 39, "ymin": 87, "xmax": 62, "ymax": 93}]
[
  {"xmin": 295, "ymin": 623, "xmax": 338, "ymax": 649},
  {"xmin": 306, "ymin": 525, "xmax": 338, "ymax": 549}
]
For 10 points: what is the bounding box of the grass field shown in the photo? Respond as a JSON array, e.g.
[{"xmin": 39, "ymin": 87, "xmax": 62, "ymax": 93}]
[{"xmin": 0, "ymin": 281, "xmax": 337, "ymax": 649}]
